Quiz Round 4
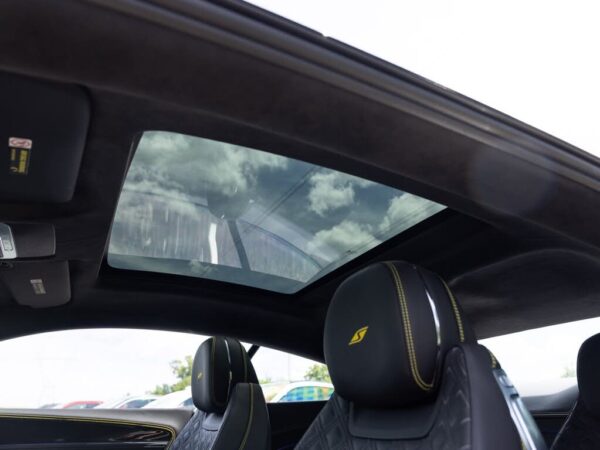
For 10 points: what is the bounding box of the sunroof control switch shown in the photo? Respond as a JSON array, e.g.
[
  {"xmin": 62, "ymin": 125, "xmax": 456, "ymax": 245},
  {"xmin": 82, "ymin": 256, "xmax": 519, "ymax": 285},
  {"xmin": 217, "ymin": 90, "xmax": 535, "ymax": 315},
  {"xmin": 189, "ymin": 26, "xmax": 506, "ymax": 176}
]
[{"xmin": 0, "ymin": 223, "xmax": 17, "ymax": 259}]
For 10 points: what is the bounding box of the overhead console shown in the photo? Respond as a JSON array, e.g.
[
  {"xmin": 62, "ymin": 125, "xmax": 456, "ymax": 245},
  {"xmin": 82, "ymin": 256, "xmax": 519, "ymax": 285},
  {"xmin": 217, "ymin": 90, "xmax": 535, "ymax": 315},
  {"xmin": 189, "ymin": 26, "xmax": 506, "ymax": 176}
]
[
  {"xmin": 0, "ymin": 222, "xmax": 68, "ymax": 308},
  {"xmin": 0, "ymin": 71, "xmax": 88, "ymax": 308},
  {"xmin": 0, "ymin": 222, "xmax": 55, "ymax": 260}
]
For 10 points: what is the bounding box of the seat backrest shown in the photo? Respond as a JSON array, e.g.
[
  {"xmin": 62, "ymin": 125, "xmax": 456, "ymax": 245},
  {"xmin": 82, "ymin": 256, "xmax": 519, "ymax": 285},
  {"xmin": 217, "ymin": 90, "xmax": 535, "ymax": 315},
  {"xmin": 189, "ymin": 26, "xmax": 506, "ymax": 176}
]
[
  {"xmin": 171, "ymin": 336, "xmax": 270, "ymax": 450},
  {"xmin": 295, "ymin": 261, "xmax": 546, "ymax": 450},
  {"xmin": 551, "ymin": 333, "xmax": 600, "ymax": 450}
]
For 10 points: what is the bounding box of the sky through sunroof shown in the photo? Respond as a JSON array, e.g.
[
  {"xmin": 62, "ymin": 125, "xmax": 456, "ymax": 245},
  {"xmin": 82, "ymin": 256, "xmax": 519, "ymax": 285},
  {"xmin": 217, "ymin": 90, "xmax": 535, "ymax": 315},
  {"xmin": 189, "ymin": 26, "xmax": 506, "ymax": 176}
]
[{"xmin": 108, "ymin": 131, "xmax": 444, "ymax": 293}]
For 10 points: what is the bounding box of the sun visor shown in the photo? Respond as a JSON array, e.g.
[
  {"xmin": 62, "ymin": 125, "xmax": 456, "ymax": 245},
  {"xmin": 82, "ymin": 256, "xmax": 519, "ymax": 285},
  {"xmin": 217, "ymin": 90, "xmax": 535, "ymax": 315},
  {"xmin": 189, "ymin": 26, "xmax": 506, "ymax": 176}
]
[
  {"xmin": 0, "ymin": 72, "xmax": 89, "ymax": 203},
  {"xmin": 0, "ymin": 261, "xmax": 71, "ymax": 308}
]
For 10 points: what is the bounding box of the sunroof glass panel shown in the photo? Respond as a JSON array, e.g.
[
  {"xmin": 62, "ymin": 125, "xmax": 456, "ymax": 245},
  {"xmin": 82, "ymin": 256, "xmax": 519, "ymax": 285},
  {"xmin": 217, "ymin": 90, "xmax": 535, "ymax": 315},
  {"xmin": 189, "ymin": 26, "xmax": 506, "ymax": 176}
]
[{"xmin": 108, "ymin": 131, "xmax": 444, "ymax": 293}]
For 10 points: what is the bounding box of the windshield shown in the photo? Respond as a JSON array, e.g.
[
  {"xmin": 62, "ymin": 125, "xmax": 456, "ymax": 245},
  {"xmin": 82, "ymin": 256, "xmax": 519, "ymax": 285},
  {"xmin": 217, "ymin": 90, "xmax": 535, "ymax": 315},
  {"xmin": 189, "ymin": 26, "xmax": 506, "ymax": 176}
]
[{"xmin": 249, "ymin": 0, "xmax": 600, "ymax": 157}]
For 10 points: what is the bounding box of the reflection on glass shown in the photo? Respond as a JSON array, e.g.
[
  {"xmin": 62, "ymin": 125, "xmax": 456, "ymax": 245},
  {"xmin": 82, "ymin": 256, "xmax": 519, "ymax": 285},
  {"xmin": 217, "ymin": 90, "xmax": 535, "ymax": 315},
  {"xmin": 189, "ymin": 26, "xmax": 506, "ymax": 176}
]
[{"xmin": 108, "ymin": 131, "xmax": 444, "ymax": 293}]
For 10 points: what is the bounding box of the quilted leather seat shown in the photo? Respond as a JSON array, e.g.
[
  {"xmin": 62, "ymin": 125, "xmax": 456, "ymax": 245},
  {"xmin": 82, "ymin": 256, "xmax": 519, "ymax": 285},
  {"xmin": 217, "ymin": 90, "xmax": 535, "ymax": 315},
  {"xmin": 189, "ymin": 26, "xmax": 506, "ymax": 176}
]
[
  {"xmin": 171, "ymin": 336, "xmax": 270, "ymax": 450},
  {"xmin": 551, "ymin": 333, "xmax": 600, "ymax": 449},
  {"xmin": 295, "ymin": 261, "xmax": 546, "ymax": 450}
]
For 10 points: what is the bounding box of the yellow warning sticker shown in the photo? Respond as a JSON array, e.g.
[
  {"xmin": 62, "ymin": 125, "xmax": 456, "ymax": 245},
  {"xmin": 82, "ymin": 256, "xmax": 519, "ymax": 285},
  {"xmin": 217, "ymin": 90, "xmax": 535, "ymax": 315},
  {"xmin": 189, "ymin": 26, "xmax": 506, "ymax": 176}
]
[{"xmin": 8, "ymin": 137, "xmax": 32, "ymax": 175}]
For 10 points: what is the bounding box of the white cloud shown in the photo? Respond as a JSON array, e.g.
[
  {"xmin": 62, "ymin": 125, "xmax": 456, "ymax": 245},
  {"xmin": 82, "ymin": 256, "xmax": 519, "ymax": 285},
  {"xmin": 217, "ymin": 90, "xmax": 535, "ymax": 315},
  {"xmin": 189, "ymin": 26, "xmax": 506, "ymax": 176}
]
[
  {"xmin": 307, "ymin": 171, "xmax": 373, "ymax": 215},
  {"xmin": 120, "ymin": 166, "xmax": 198, "ymax": 206},
  {"xmin": 379, "ymin": 193, "xmax": 445, "ymax": 234},
  {"xmin": 137, "ymin": 132, "xmax": 288, "ymax": 197},
  {"xmin": 309, "ymin": 220, "xmax": 381, "ymax": 256}
]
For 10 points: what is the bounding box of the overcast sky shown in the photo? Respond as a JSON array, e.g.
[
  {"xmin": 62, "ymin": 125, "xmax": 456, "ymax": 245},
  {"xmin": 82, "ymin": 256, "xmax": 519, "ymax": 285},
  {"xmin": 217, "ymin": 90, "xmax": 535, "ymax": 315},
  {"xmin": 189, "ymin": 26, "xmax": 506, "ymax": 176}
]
[{"xmin": 250, "ymin": 0, "xmax": 600, "ymax": 157}]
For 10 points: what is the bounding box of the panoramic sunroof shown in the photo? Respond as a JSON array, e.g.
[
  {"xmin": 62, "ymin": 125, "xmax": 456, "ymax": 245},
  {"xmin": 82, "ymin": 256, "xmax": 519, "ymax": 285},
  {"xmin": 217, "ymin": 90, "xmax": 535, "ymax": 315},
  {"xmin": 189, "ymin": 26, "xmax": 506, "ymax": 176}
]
[{"xmin": 108, "ymin": 131, "xmax": 444, "ymax": 293}]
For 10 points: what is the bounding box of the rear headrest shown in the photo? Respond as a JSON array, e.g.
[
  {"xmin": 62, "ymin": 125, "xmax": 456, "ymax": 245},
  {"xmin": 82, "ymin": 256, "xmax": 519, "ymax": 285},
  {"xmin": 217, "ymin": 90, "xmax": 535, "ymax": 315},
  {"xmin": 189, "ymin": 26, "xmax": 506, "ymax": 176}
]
[
  {"xmin": 577, "ymin": 333, "xmax": 600, "ymax": 416},
  {"xmin": 192, "ymin": 336, "xmax": 258, "ymax": 414},
  {"xmin": 324, "ymin": 261, "xmax": 474, "ymax": 408}
]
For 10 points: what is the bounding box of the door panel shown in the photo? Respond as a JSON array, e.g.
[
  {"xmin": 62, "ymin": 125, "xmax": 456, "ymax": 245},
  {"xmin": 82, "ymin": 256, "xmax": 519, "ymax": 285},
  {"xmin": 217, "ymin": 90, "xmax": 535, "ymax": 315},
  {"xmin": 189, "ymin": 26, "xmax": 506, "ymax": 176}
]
[
  {"xmin": 0, "ymin": 409, "xmax": 192, "ymax": 449},
  {"xmin": 530, "ymin": 413, "xmax": 569, "ymax": 447},
  {"xmin": 268, "ymin": 401, "xmax": 325, "ymax": 450},
  {"xmin": 523, "ymin": 386, "xmax": 578, "ymax": 447}
]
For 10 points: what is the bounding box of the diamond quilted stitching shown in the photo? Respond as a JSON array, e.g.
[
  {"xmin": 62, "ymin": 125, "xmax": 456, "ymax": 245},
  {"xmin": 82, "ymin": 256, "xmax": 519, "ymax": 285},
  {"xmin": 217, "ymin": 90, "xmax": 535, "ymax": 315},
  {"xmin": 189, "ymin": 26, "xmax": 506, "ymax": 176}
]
[
  {"xmin": 295, "ymin": 348, "xmax": 471, "ymax": 450},
  {"xmin": 170, "ymin": 411, "xmax": 219, "ymax": 450}
]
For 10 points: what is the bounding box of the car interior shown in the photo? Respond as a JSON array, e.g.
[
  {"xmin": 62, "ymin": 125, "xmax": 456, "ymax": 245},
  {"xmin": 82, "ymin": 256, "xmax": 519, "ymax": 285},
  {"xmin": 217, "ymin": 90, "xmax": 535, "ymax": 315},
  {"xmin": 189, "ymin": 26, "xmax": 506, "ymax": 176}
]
[{"xmin": 0, "ymin": 1, "xmax": 599, "ymax": 449}]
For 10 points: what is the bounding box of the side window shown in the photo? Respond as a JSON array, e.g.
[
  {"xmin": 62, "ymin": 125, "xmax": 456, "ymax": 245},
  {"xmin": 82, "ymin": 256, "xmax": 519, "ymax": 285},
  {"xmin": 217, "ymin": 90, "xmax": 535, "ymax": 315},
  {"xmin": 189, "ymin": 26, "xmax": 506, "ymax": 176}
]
[
  {"xmin": 251, "ymin": 347, "xmax": 333, "ymax": 403},
  {"xmin": 0, "ymin": 329, "xmax": 206, "ymax": 409},
  {"xmin": 0, "ymin": 328, "xmax": 333, "ymax": 409},
  {"xmin": 279, "ymin": 386, "xmax": 334, "ymax": 402},
  {"xmin": 280, "ymin": 387, "xmax": 309, "ymax": 402},
  {"xmin": 481, "ymin": 316, "xmax": 600, "ymax": 397}
]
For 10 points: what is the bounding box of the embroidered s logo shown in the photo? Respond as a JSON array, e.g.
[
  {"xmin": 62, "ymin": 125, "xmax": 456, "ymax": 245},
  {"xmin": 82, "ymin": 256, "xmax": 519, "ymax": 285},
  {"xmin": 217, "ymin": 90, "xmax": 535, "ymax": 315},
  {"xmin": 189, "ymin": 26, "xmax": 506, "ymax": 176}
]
[{"xmin": 348, "ymin": 326, "xmax": 369, "ymax": 346}]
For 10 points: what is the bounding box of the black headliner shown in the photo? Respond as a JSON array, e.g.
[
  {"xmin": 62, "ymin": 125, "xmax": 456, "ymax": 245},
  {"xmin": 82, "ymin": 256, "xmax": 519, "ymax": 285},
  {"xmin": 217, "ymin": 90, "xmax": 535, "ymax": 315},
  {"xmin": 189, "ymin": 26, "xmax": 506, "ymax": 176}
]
[{"xmin": 1, "ymin": 0, "xmax": 600, "ymax": 360}]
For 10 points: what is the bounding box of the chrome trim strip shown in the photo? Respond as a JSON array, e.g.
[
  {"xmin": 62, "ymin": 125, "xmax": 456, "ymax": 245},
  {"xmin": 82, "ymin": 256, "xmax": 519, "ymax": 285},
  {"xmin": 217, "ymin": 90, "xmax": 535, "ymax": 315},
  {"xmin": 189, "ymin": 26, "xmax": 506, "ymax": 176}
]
[{"xmin": 424, "ymin": 288, "xmax": 441, "ymax": 347}]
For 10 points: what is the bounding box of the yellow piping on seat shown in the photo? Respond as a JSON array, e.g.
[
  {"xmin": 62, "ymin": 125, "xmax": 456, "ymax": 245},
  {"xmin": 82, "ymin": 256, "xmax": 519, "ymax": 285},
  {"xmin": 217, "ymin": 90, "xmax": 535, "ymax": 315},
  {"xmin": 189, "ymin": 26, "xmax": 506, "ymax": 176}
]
[
  {"xmin": 441, "ymin": 279, "xmax": 465, "ymax": 342},
  {"xmin": 385, "ymin": 262, "xmax": 434, "ymax": 391}
]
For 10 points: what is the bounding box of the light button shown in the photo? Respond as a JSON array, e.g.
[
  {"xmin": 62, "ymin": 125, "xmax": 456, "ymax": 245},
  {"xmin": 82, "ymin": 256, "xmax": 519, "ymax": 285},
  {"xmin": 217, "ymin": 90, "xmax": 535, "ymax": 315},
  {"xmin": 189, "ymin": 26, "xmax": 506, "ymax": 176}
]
[{"xmin": 2, "ymin": 239, "xmax": 13, "ymax": 252}]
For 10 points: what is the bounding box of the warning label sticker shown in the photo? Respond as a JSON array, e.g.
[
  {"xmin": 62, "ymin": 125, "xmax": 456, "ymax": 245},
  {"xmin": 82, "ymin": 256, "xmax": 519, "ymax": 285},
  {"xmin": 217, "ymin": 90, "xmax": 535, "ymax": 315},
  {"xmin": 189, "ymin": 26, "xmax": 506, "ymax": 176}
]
[
  {"xmin": 9, "ymin": 137, "xmax": 32, "ymax": 149},
  {"xmin": 8, "ymin": 137, "xmax": 32, "ymax": 175}
]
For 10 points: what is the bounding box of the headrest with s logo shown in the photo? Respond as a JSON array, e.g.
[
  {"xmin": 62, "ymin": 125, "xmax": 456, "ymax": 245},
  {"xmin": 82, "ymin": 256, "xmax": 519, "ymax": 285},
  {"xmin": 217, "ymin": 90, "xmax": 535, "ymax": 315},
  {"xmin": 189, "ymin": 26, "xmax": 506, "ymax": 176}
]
[
  {"xmin": 192, "ymin": 336, "xmax": 258, "ymax": 414},
  {"xmin": 324, "ymin": 261, "xmax": 475, "ymax": 408}
]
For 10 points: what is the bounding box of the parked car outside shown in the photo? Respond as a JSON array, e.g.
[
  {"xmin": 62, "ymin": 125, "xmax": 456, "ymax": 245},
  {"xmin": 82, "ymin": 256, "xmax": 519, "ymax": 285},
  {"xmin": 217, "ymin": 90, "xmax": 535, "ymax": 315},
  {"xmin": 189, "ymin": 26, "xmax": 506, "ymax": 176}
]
[
  {"xmin": 262, "ymin": 381, "xmax": 334, "ymax": 403},
  {"xmin": 38, "ymin": 403, "xmax": 59, "ymax": 409},
  {"xmin": 96, "ymin": 395, "xmax": 159, "ymax": 409},
  {"xmin": 143, "ymin": 388, "xmax": 193, "ymax": 409},
  {"xmin": 61, "ymin": 401, "xmax": 102, "ymax": 409}
]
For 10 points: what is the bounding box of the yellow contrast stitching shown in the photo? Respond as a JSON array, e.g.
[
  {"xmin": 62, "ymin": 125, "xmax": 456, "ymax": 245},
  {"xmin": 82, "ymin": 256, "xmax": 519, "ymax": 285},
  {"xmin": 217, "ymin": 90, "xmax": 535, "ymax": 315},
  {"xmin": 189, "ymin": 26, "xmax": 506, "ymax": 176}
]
[
  {"xmin": 239, "ymin": 384, "xmax": 254, "ymax": 450},
  {"xmin": 441, "ymin": 279, "xmax": 465, "ymax": 342},
  {"xmin": 385, "ymin": 263, "xmax": 433, "ymax": 391},
  {"xmin": 489, "ymin": 350, "xmax": 498, "ymax": 369},
  {"xmin": 0, "ymin": 413, "xmax": 176, "ymax": 449}
]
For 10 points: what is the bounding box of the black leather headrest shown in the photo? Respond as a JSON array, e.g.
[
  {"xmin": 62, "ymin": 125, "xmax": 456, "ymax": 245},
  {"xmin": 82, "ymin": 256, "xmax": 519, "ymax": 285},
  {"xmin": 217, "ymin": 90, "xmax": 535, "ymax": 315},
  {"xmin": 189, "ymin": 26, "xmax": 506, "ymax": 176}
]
[
  {"xmin": 192, "ymin": 336, "xmax": 258, "ymax": 414},
  {"xmin": 577, "ymin": 333, "xmax": 600, "ymax": 416},
  {"xmin": 324, "ymin": 261, "xmax": 474, "ymax": 408}
]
